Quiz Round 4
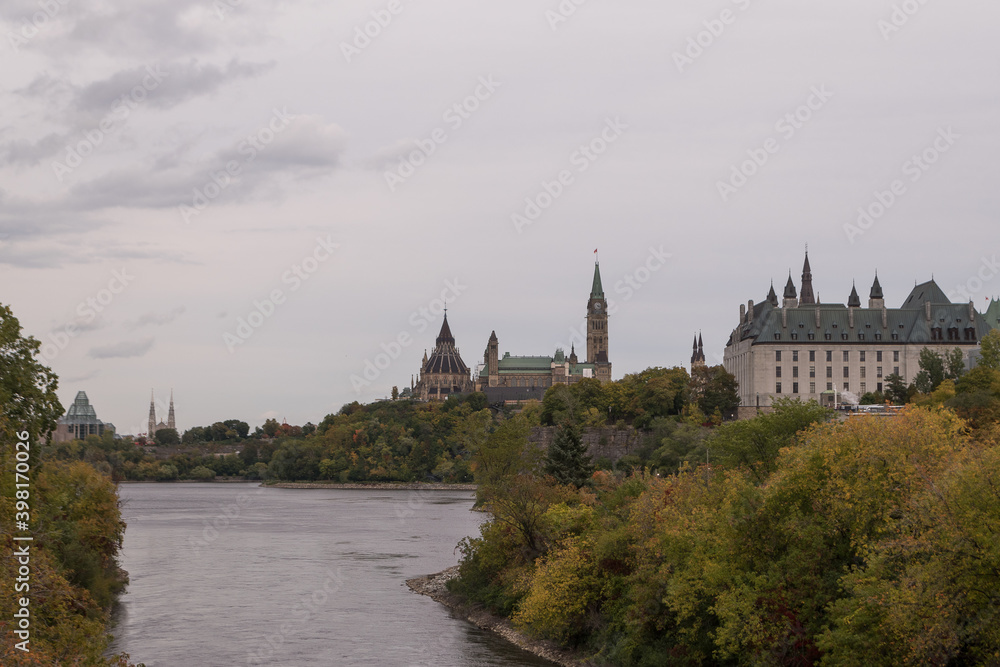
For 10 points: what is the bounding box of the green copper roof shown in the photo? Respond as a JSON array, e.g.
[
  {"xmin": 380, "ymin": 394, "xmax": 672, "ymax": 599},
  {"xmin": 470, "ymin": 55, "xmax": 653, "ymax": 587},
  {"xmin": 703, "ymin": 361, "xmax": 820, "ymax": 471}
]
[
  {"xmin": 985, "ymin": 299, "xmax": 1000, "ymax": 330},
  {"xmin": 591, "ymin": 262, "xmax": 604, "ymax": 298}
]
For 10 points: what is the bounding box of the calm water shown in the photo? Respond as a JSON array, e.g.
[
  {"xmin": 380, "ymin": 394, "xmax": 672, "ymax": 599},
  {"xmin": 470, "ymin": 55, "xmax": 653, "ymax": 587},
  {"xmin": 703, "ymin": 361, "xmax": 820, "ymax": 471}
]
[{"xmin": 109, "ymin": 483, "xmax": 552, "ymax": 667}]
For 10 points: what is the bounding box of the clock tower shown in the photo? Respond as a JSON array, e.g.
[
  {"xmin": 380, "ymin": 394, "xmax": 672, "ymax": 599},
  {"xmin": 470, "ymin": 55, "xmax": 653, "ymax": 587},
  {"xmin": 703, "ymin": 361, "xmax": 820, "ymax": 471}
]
[{"xmin": 586, "ymin": 261, "xmax": 611, "ymax": 381}]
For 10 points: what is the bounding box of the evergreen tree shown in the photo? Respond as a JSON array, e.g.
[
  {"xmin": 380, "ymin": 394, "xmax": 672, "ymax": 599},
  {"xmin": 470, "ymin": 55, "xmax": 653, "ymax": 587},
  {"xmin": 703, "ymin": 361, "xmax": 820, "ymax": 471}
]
[{"xmin": 545, "ymin": 421, "xmax": 592, "ymax": 487}]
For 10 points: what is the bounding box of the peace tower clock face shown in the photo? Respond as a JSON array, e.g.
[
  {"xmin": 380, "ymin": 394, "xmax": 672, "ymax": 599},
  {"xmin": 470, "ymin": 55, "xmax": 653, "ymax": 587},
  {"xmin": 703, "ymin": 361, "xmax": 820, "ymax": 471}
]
[{"xmin": 593, "ymin": 302, "xmax": 603, "ymax": 312}]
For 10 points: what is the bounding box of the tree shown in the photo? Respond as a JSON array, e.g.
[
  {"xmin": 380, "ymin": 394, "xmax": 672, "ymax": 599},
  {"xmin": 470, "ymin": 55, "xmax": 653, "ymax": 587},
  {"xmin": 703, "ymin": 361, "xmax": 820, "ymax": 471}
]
[
  {"xmin": 885, "ymin": 373, "xmax": 909, "ymax": 404},
  {"xmin": 0, "ymin": 303, "xmax": 63, "ymax": 445},
  {"xmin": 540, "ymin": 384, "xmax": 576, "ymax": 426},
  {"xmin": 945, "ymin": 347, "xmax": 966, "ymax": 381},
  {"xmin": 694, "ymin": 365, "xmax": 740, "ymax": 417},
  {"xmin": 154, "ymin": 427, "xmax": 180, "ymax": 446},
  {"xmin": 391, "ymin": 386, "xmax": 399, "ymax": 400},
  {"xmin": 223, "ymin": 419, "xmax": 250, "ymax": 438},
  {"xmin": 262, "ymin": 418, "xmax": 280, "ymax": 437},
  {"xmin": 545, "ymin": 421, "xmax": 592, "ymax": 488},
  {"xmin": 711, "ymin": 398, "xmax": 832, "ymax": 484},
  {"xmin": 914, "ymin": 348, "xmax": 946, "ymax": 393},
  {"xmin": 980, "ymin": 329, "xmax": 1000, "ymax": 370}
]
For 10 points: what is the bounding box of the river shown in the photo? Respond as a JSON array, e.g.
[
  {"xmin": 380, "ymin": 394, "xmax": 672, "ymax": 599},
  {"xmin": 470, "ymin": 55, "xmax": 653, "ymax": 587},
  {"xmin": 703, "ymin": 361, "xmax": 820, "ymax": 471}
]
[{"xmin": 109, "ymin": 483, "xmax": 553, "ymax": 666}]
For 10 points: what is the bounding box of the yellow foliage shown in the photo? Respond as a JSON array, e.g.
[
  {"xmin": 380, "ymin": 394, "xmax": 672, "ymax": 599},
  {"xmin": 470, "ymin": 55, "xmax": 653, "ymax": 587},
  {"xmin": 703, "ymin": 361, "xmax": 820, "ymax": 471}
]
[{"xmin": 512, "ymin": 536, "xmax": 600, "ymax": 641}]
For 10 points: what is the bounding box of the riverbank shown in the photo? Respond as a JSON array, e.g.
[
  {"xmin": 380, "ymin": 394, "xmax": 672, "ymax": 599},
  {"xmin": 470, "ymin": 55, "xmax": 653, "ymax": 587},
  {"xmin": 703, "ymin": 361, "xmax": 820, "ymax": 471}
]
[
  {"xmin": 269, "ymin": 482, "xmax": 477, "ymax": 490},
  {"xmin": 406, "ymin": 568, "xmax": 594, "ymax": 667}
]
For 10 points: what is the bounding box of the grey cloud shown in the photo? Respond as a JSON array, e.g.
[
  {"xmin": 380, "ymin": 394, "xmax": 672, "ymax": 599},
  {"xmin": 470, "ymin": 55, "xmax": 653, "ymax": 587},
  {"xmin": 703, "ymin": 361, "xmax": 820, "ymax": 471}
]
[
  {"xmin": 88, "ymin": 337, "xmax": 155, "ymax": 359},
  {"xmin": 76, "ymin": 59, "xmax": 275, "ymax": 112},
  {"xmin": 126, "ymin": 306, "xmax": 186, "ymax": 329},
  {"xmin": 67, "ymin": 115, "xmax": 347, "ymax": 211}
]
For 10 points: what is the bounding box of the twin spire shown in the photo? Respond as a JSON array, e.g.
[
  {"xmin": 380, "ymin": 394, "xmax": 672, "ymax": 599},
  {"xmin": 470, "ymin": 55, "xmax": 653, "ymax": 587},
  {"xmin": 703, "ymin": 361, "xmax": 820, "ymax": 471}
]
[{"xmin": 148, "ymin": 389, "xmax": 175, "ymax": 435}]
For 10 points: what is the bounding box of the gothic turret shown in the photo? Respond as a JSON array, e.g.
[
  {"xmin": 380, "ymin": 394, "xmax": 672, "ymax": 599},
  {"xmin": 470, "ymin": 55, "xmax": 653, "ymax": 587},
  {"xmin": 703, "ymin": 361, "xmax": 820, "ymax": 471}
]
[
  {"xmin": 848, "ymin": 282, "xmax": 861, "ymax": 308},
  {"xmin": 783, "ymin": 274, "xmax": 798, "ymax": 309},
  {"xmin": 767, "ymin": 281, "xmax": 778, "ymax": 307},
  {"xmin": 869, "ymin": 272, "xmax": 885, "ymax": 309}
]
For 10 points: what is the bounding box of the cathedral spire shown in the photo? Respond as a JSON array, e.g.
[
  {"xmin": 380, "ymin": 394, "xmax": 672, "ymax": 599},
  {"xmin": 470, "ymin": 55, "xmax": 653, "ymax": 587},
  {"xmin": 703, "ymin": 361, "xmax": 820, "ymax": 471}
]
[
  {"xmin": 148, "ymin": 389, "xmax": 156, "ymax": 436},
  {"xmin": 799, "ymin": 249, "xmax": 815, "ymax": 305},
  {"xmin": 167, "ymin": 389, "xmax": 175, "ymax": 430}
]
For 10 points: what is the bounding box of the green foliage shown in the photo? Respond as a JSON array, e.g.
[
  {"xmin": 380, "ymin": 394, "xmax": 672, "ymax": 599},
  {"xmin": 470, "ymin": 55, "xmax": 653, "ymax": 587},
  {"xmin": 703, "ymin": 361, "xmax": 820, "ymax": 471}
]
[
  {"xmin": 710, "ymin": 398, "xmax": 833, "ymax": 484},
  {"xmin": 453, "ymin": 406, "xmax": 1000, "ymax": 665},
  {"xmin": 0, "ymin": 303, "xmax": 63, "ymax": 445},
  {"xmin": 545, "ymin": 421, "xmax": 592, "ymax": 488},
  {"xmin": 885, "ymin": 373, "xmax": 909, "ymax": 405},
  {"xmin": 691, "ymin": 365, "xmax": 740, "ymax": 417},
  {"xmin": 859, "ymin": 390, "xmax": 886, "ymax": 405},
  {"xmin": 153, "ymin": 427, "xmax": 180, "ymax": 446},
  {"xmin": 980, "ymin": 329, "xmax": 1000, "ymax": 370},
  {"xmin": 189, "ymin": 465, "xmax": 216, "ymax": 480}
]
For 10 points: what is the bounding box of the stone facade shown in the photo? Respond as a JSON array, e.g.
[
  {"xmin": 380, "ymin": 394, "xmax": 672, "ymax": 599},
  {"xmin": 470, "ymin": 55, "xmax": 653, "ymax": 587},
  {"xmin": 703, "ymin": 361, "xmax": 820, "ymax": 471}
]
[
  {"xmin": 529, "ymin": 425, "xmax": 642, "ymax": 463},
  {"xmin": 413, "ymin": 315, "xmax": 475, "ymax": 401},
  {"xmin": 476, "ymin": 261, "xmax": 612, "ymax": 404},
  {"xmin": 725, "ymin": 252, "xmax": 994, "ymax": 408}
]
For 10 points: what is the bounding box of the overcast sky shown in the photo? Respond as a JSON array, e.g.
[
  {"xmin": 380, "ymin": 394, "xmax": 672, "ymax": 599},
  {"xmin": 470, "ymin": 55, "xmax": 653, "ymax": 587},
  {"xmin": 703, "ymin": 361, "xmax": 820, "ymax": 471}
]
[{"xmin": 2, "ymin": 0, "xmax": 998, "ymax": 433}]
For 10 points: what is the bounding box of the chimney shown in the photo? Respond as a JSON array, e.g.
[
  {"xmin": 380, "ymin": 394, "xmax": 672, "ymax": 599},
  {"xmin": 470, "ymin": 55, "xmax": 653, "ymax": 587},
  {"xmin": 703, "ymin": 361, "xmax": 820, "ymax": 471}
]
[
  {"xmin": 816, "ymin": 307, "xmax": 822, "ymax": 329},
  {"xmin": 782, "ymin": 308, "xmax": 788, "ymax": 329},
  {"xmin": 740, "ymin": 304, "xmax": 746, "ymax": 323},
  {"xmin": 882, "ymin": 307, "xmax": 888, "ymax": 329},
  {"xmin": 748, "ymin": 300, "xmax": 754, "ymax": 323},
  {"xmin": 970, "ymin": 301, "xmax": 976, "ymax": 322},
  {"xmin": 848, "ymin": 307, "xmax": 854, "ymax": 329},
  {"xmin": 925, "ymin": 301, "xmax": 932, "ymax": 322}
]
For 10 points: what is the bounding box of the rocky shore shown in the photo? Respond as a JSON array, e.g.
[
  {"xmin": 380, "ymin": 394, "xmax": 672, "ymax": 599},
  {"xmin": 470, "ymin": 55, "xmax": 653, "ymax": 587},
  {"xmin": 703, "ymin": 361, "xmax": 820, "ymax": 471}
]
[
  {"xmin": 406, "ymin": 567, "xmax": 594, "ymax": 666},
  {"xmin": 269, "ymin": 482, "xmax": 477, "ymax": 490}
]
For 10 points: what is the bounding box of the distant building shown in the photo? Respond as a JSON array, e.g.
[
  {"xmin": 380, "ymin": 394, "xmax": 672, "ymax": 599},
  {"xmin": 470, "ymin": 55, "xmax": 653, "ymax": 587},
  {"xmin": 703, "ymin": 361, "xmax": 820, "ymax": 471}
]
[
  {"xmin": 52, "ymin": 391, "xmax": 115, "ymax": 443},
  {"xmin": 691, "ymin": 332, "xmax": 706, "ymax": 370},
  {"xmin": 476, "ymin": 261, "xmax": 613, "ymax": 405},
  {"xmin": 148, "ymin": 389, "xmax": 176, "ymax": 434},
  {"xmin": 412, "ymin": 314, "xmax": 475, "ymax": 401},
  {"xmin": 724, "ymin": 251, "xmax": 993, "ymax": 413}
]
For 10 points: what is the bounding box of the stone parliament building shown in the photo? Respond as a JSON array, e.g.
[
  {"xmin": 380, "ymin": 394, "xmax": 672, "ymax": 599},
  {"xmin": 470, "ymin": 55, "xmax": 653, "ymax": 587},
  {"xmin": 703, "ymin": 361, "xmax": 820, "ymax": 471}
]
[
  {"xmin": 410, "ymin": 261, "xmax": 613, "ymax": 404},
  {"xmin": 724, "ymin": 251, "xmax": 997, "ymax": 411}
]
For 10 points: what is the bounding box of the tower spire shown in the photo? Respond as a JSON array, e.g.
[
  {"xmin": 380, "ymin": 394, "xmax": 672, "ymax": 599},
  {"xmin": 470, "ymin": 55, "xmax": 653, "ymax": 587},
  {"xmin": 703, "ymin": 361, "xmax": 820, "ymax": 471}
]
[
  {"xmin": 148, "ymin": 389, "xmax": 156, "ymax": 436},
  {"xmin": 591, "ymin": 259, "xmax": 604, "ymax": 298},
  {"xmin": 799, "ymin": 249, "xmax": 815, "ymax": 305},
  {"xmin": 168, "ymin": 389, "xmax": 175, "ymax": 430}
]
